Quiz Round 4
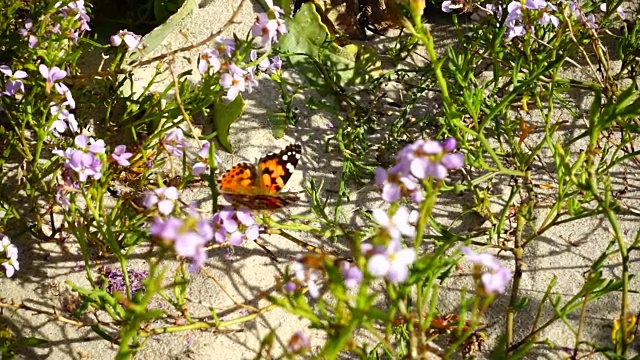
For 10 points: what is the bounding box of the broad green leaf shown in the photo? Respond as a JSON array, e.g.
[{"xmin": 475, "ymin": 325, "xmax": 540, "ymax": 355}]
[
  {"xmin": 267, "ymin": 112, "xmax": 287, "ymax": 138},
  {"xmin": 277, "ymin": 3, "xmax": 381, "ymax": 93},
  {"xmin": 213, "ymin": 96, "xmax": 245, "ymax": 152}
]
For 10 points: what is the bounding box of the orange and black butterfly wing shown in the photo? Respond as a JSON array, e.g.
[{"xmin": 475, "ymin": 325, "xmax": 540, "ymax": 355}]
[
  {"xmin": 217, "ymin": 162, "xmax": 260, "ymax": 195},
  {"xmin": 256, "ymin": 143, "xmax": 302, "ymax": 195}
]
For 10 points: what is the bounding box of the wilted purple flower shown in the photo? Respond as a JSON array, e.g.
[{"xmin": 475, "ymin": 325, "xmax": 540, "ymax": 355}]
[
  {"xmin": 111, "ymin": 145, "xmax": 132, "ymax": 166},
  {"xmin": 18, "ymin": 18, "xmax": 38, "ymax": 48},
  {"xmin": 39, "ymin": 64, "xmax": 67, "ymax": 93},
  {"xmin": 1, "ymin": 235, "xmax": 19, "ymax": 278},
  {"xmin": 0, "ymin": 65, "xmax": 28, "ymax": 96},
  {"xmin": 162, "ymin": 128, "xmax": 186, "ymax": 157},
  {"xmin": 110, "ymin": 30, "xmax": 142, "ymax": 51},
  {"xmin": 198, "ymin": 49, "xmax": 221, "ymax": 74},
  {"xmin": 364, "ymin": 239, "xmax": 415, "ymax": 284},
  {"xmin": 143, "ymin": 187, "xmax": 179, "ymax": 215},
  {"xmin": 100, "ymin": 267, "xmax": 148, "ymax": 296},
  {"xmin": 287, "ymin": 331, "xmax": 310, "ymax": 354},
  {"xmin": 461, "ymin": 246, "xmax": 513, "ymax": 295}
]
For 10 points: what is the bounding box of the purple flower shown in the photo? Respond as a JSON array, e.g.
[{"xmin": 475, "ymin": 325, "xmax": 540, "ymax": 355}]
[
  {"xmin": 264, "ymin": 55, "xmax": 282, "ymax": 74},
  {"xmin": 373, "ymin": 206, "xmax": 416, "ymax": 240},
  {"xmin": 143, "ymin": 187, "xmax": 179, "ymax": 215},
  {"xmin": 49, "ymin": 106, "xmax": 78, "ymax": 136},
  {"xmin": 461, "ymin": 246, "xmax": 513, "ymax": 295},
  {"xmin": 1, "ymin": 235, "xmax": 19, "ymax": 278},
  {"xmin": 212, "ymin": 207, "xmax": 261, "ymax": 246},
  {"xmin": 0, "ymin": 65, "xmax": 28, "ymax": 96},
  {"xmin": 214, "ymin": 37, "xmax": 236, "ymax": 58},
  {"xmin": 220, "ymin": 64, "xmax": 247, "ymax": 101},
  {"xmin": 110, "ymin": 30, "xmax": 142, "ymax": 51},
  {"xmin": 162, "ymin": 128, "xmax": 186, "ymax": 157},
  {"xmin": 198, "ymin": 49, "xmax": 221, "ymax": 74},
  {"xmin": 252, "ymin": 13, "xmax": 279, "ymax": 47},
  {"xmin": 364, "ymin": 239, "xmax": 415, "ymax": 284},
  {"xmin": 192, "ymin": 142, "xmax": 218, "ymax": 177},
  {"xmin": 339, "ymin": 261, "xmax": 363, "ymax": 289},
  {"xmin": 54, "ymin": 82, "xmax": 76, "ymax": 109},
  {"xmin": 292, "ymin": 260, "xmax": 320, "ymax": 298},
  {"xmin": 111, "ymin": 145, "xmax": 133, "ymax": 166},
  {"xmin": 150, "ymin": 213, "xmax": 213, "ymax": 271},
  {"xmin": 39, "ymin": 64, "xmax": 67, "ymax": 92},
  {"xmin": 18, "ymin": 19, "xmax": 38, "ymax": 48}
]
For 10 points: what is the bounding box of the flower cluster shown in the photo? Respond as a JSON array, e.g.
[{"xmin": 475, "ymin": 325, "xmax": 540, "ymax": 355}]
[
  {"xmin": 1, "ymin": 235, "xmax": 19, "ymax": 278},
  {"xmin": 150, "ymin": 206, "xmax": 214, "ymax": 271},
  {"xmin": 376, "ymin": 138, "xmax": 464, "ymax": 203},
  {"xmin": 53, "ymin": 134, "xmax": 106, "ymax": 182},
  {"xmin": 212, "ymin": 207, "xmax": 260, "ymax": 246},
  {"xmin": 503, "ymin": 0, "xmax": 559, "ymax": 39},
  {"xmin": 99, "ymin": 267, "xmax": 149, "ymax": 297},
  {"xmin": 17, "ymin": 1, "xmax": 91, "ymax": 48},
  {"xmin": 41, "ymin": 64, "xmax": 79, "ymax": 137},
  {"xmin": 197, "ymin": 2, "xmax": 285, "ymax": 101},
  {"xmin": 461, "ymin": 246, "xmax": 513, "ymax": 295},
  {"xmin": 251, "ymin": 0, "xmax": 287, "ymax": 47}
]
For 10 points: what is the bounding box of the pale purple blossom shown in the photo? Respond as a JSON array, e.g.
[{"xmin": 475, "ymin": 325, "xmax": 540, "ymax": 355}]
[
  {"xmin": 220, "ymin": 64, "xmax": 247, "ymax": 101},
  {"xmin": 0, "ymin": 65, "xmax": 28, "ymax": 96},
  {"xmin": 150, "ymin": 213, "xmax": 212, "ymax": 271},
  {"xmin": 461, "ymin": 246, "xmax": 513, "ymax": 295},
  {"xmin": 111, "ymin": 145, "xmax": 133, "ymax": 166},
  {"xmin": 18, "ymin": 19, "xmax": 38, "ymax": 48},
  {"xmin": 372, "ymin": 206, "xmax": 416, "ymax": 241},
  {"xmin": 1, "ymin": 235, "xmax": 19, "ymax": 278},
  {"xmin": 252, "ymin": 12, "xmax": 279, "ymax": 47},
  {"xmin": 292, "ymin": 260, "xmax": 321, "ymax": 298},
  {"xmin": 110, "ymin": 30, "xmax": 142, "ymax": 51},
  {"xmin": 162, "ymin": 128, "xmax": 186, "ymax": 157},
  {"xmin": 363, "ymin": 239, "xmax": 415, "ymax": 284},
  {"xmin": 198, "ymin": 49, "xmax": 221, "ymax": 74},
  {"xmin": 39, "ymin": 64, "xmax": 67, "ymax": 92},
  {"xmin": 54, "ymin": 82, "xmax": 76, "ymax": 109},
  {"xmin": 143, "ymin": 187, "xmax": 179, "ymax": 215},
  {"xmin": 339, "ymin": 261, "xmax": 363, "ymax": 289},
  {"xmin": 212, "ymin": 207, "xmax": 260, "ymax": 246}
]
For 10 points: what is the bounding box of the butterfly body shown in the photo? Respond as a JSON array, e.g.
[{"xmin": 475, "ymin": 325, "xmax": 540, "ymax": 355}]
[{"xmin": 218, "ymin": 144, "xmax": 302, "ymax": 210}]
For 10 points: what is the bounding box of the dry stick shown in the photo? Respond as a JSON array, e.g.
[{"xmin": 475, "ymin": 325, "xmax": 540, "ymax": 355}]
[{"xmin": 264, "ymin": 228, "xmax": 326, "ymax": 255}]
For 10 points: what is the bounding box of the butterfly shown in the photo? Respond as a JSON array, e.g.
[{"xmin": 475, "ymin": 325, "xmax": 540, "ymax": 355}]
[{"xmin": 217, "ymin": 144, "xmax": 302, "ymax": 210}]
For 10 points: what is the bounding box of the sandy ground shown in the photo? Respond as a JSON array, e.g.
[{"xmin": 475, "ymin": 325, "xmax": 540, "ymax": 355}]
[{"xmin": 2, "ymin": 0, "xmax": 640, "ymax": 359}]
